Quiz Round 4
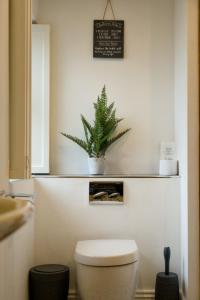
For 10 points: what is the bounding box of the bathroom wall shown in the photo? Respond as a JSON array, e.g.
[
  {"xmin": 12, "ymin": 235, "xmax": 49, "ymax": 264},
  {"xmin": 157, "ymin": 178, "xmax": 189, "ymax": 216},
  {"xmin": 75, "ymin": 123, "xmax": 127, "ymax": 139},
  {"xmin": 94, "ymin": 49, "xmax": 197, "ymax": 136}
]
[
  {"xmin": 174, "ymin": 0, "xmax": 188, "ymax": 297},
  {"xmin": 0, "ymin": 217, "xmax": 35, "ymax": 300},
  {"xmin": 37, "ymin": 0, "xmax": 175, "ymax": 175},
  {"xmin": 174, "ymin": 0, "xmax": 199, "ymax": 299},
  {"xmin": 0, "ymin": 179, "xmax": 35, "ymax": 300},
  {"xmin": 34, "ymin": 177, "xmax": 181, "ymax": 299}
]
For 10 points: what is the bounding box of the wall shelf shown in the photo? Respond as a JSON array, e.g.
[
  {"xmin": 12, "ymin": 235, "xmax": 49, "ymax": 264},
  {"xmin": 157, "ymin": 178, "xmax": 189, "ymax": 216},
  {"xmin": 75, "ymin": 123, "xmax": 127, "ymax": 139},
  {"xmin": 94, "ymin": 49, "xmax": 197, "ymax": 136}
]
[{"xmin": 33, "ymin": 174, "xmax": 180, "ymax": 179}]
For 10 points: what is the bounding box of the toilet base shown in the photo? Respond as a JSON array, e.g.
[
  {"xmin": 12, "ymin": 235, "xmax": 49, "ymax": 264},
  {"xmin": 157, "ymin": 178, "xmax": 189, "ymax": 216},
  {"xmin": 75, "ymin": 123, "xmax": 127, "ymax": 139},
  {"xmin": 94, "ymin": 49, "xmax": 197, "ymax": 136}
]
[{"xmin": 76, "ymin": 262, "xmax": 138, "ymax": 300}]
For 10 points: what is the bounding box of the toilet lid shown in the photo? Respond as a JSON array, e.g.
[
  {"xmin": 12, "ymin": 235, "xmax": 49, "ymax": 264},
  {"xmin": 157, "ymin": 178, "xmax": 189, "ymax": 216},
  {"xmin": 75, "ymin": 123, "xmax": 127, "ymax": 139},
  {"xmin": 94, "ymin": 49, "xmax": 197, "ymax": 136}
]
[{"xmin": 74, "ymin": 239, "xmax": 139, "ymax": 266}]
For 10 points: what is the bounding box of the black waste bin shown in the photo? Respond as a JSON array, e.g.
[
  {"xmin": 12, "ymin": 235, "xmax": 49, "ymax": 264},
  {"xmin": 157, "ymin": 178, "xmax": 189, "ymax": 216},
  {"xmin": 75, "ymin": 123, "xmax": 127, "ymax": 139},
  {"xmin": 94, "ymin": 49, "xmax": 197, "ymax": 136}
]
[{"xmin": 29, "ymin": 264, "xmax": 70, "ymax": 300}]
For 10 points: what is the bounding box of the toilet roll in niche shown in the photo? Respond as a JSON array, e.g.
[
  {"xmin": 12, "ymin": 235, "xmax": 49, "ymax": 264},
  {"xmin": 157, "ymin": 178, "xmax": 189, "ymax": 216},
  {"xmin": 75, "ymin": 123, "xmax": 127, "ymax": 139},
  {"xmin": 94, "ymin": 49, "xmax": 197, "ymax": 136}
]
[{"xmin": 159, "ymin": 160, "xmax": 178, "ymax": 176}]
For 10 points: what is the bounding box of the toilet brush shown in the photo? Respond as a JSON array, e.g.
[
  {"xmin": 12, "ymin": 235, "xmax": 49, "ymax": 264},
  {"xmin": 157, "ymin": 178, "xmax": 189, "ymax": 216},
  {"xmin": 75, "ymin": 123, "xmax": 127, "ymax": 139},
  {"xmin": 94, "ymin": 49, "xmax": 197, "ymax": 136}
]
[{"xmin": 155, "ymin": 247, "xmax": 179, "ymax": 300}]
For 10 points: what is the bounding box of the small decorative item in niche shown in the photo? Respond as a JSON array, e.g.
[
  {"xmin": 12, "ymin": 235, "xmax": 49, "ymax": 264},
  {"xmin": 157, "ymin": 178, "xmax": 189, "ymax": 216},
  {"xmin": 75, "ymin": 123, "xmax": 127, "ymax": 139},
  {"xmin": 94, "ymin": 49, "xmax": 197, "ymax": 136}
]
[
  {"xmin": 89, "ymin": 181, "xmax": 123, "ymax": 204},
  {"xmin": 93, "ymin": 20, "xmax": 124, "ymax": 58}
]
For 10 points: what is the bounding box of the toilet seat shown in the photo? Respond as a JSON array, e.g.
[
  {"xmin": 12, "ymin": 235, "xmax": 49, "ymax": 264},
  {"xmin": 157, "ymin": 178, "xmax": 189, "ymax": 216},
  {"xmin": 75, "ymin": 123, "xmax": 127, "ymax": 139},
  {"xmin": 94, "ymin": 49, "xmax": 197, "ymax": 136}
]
[{"xmin": 74, "ymin": 239, "xmax": 139, "ymax": 266}]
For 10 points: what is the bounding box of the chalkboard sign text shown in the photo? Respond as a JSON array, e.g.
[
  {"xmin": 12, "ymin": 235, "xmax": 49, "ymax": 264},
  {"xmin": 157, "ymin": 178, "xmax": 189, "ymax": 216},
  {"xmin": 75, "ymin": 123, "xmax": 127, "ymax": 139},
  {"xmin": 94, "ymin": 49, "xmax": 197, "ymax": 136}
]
[{"xmin": 93, "ymin": 20, "xmax": 124, "ymax": 58}]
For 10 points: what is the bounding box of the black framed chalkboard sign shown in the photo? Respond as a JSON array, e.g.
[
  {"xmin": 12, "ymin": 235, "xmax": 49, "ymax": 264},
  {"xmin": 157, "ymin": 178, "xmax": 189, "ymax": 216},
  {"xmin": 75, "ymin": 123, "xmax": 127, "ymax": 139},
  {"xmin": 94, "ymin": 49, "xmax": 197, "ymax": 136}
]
[{"xmin": 93, "ymin": 20, "xmax": 124, "ymax": 59}]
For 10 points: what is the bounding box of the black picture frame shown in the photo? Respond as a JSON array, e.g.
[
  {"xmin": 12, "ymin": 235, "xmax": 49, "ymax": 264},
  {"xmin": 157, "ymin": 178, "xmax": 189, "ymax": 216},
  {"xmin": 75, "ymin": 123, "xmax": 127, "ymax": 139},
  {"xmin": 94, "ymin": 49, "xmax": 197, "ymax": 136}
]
[{"xmin": 93, "ymin": 20, "xmax": 124, "ymax": 58}]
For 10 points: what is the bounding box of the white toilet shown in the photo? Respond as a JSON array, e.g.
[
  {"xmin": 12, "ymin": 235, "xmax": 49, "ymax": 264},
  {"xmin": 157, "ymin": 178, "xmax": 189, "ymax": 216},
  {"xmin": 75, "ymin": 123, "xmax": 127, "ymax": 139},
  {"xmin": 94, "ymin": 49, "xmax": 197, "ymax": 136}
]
[{"xmin": 74, "ymin": 239, "xmax": 139, "ymax": 300}]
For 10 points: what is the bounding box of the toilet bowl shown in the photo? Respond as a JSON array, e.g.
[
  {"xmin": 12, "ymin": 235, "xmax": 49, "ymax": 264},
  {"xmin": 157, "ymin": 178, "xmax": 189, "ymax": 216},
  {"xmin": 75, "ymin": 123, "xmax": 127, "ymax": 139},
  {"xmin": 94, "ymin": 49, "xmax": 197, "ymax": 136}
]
[{"xmin": 74, "ymin": 239, "xmax": 139, "ymax": 300}]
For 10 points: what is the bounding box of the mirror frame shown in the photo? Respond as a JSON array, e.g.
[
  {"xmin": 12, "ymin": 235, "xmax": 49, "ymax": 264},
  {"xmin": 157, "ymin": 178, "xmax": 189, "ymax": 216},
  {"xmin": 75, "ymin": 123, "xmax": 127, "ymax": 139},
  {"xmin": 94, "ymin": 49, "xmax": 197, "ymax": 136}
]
[{"xmin": 9, "ymin": 0, "xmax": 32, "ymax": 179}]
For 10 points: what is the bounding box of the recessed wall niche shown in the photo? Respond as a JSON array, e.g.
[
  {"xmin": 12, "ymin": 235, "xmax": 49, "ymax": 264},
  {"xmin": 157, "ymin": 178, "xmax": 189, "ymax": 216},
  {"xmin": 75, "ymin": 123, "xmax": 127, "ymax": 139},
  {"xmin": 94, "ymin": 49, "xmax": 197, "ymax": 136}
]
[{"xmin": 34, "ymin": 0, "xmax": 175, "ymax": 175}]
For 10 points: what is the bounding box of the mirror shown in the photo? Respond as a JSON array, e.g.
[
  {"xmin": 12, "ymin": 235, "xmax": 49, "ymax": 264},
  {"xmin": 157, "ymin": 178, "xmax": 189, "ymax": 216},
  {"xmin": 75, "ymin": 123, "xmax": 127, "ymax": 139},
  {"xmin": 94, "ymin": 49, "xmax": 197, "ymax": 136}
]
[
  {"xmin": 31, "ymin": 0, "xmax": 178, "ymax": 176},
  {"xmin": 31, "ymin": 0, "xmax": 131, "ymax": 176}
]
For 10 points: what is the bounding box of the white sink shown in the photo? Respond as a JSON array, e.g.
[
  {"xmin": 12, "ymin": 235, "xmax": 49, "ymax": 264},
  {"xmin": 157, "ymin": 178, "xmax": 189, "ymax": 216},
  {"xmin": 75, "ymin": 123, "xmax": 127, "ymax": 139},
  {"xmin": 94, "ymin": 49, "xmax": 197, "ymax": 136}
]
[{"xmin": 0, "ymin": 197, "xmax": 33, "ymax": 241}]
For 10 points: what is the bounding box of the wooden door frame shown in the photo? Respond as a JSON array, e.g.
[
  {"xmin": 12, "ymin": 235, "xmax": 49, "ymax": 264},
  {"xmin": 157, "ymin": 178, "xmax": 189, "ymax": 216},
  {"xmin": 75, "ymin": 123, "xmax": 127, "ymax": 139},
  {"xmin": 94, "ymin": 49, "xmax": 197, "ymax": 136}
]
[
  {"xmin": 0, "ymin": 0, "xmax": 9, "ymax": 187},
  {"xmin": 187, "ymin": 0, "xmax": 199, "ymax": 299},
  {"xmin": 9, "ymin": 0, "xmax": 32, "ymax": 179}
]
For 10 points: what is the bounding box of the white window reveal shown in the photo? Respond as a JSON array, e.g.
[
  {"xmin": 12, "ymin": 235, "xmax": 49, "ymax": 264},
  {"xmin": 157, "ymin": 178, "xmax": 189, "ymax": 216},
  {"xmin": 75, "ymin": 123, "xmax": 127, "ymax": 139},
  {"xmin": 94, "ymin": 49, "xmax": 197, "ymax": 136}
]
[{"xmin": 32, "ymin": 24, "xmax": 50, "ymax": 174}]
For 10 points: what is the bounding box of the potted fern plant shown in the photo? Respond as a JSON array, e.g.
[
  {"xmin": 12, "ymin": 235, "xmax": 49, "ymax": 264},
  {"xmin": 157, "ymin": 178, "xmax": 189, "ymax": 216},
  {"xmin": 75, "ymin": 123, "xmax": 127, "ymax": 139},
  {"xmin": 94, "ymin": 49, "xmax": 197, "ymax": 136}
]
[{"xmin": 61, "ymin": 86, "xmax": 130, "ymax": 174}]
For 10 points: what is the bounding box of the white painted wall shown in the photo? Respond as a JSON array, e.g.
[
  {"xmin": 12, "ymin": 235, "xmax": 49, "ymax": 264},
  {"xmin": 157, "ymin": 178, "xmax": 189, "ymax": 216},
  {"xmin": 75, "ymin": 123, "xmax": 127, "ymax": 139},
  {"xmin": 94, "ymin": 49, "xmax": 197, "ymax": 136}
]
[
  {"xmin": 174, "ymin": 0, "xmax": 199, "ymax": 299},
  {"xmin": 0, "ymin": 0, "xmax": 9, "ymax": 191},
  {"xmin": 0, "ymin": 179, "xmax": 35, "ymax": 300},
  {"xmin": 0, "ymin": 219, "xmax": 35, "ymax": 300},
  {"xmin": 174, "ymin": 1, "xmax": 188, "ymax": 297},
  {"xmin": 34, "ymin": 177, "xmax": 181, "ymax": 298},
  {"xmin": 37, "ymin": 0, "xmax": 175, "ymax": 175}
]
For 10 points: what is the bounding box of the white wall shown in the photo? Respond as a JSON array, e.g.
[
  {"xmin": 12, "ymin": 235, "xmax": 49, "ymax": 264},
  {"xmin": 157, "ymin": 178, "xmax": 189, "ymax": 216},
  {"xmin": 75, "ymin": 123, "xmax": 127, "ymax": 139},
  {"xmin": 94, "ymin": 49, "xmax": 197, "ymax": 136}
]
[
  {"xmin": 174, "ymin": 0, "xmax": 188, "ymax": 297},
  {"xmin": 0, "ymin": 0, "xmax": 9, "ymax": 191},
  {"xmin": 174, "ymin": 0, "xmax": 199, "ymax": 299},
  {"xmin": 34, "ymin": 177, "xmax": 181, "ymax": 298},
  {"xmin": 37, "ymin": 0, "xmax": 175, "ymax": 175},
  {"xmin": 0, "ymin": 179, "xmax": 35, "ymax": 300},
  {"xmin": 0, "ymin": 219, "xmax": 35, "ymax": 300}
]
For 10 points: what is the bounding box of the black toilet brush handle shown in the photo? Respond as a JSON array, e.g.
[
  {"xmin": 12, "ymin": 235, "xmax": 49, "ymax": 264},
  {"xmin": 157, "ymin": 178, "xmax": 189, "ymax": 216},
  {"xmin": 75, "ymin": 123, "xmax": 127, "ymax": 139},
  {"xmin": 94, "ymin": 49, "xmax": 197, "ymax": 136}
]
[{"xmin": 164, "ymin": 247, "xmax": 170, "ymax": 275}]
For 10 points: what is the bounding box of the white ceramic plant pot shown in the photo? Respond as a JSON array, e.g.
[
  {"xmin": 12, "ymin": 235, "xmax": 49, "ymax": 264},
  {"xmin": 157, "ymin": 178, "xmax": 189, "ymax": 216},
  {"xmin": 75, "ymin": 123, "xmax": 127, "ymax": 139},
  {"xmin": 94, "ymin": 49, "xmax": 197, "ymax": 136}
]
[{"xmin": 88, "ymin": 157, "xmax": 105, "ymax": 175}]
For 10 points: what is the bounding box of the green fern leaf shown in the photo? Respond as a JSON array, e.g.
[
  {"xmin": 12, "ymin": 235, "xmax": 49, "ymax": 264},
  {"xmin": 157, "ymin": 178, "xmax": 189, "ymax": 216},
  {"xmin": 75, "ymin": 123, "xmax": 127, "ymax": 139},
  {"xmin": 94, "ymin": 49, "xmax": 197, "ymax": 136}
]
[
  {"xmin": 102, "ymin": 128, "xmax": 131, "ymax": 154},
  {"xmin": 60, "ymin": 132, "xmax": 90, "ymax": 155},
  {"xmin": 61, "ymin": 86, "xmax": 131, "ymax": 158}
]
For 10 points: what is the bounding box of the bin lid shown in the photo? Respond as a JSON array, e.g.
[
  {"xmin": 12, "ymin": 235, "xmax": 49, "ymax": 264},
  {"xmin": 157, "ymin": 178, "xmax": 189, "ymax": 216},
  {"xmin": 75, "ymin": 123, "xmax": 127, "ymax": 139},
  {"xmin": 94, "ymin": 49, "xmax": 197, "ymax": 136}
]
[
  {"xmin": 74, "ymin": 239, "xmax": 139, "ymax": 266},
  {"xmin": 33, "ymin": 264, "xmax": 67, "ymax": 274}
]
